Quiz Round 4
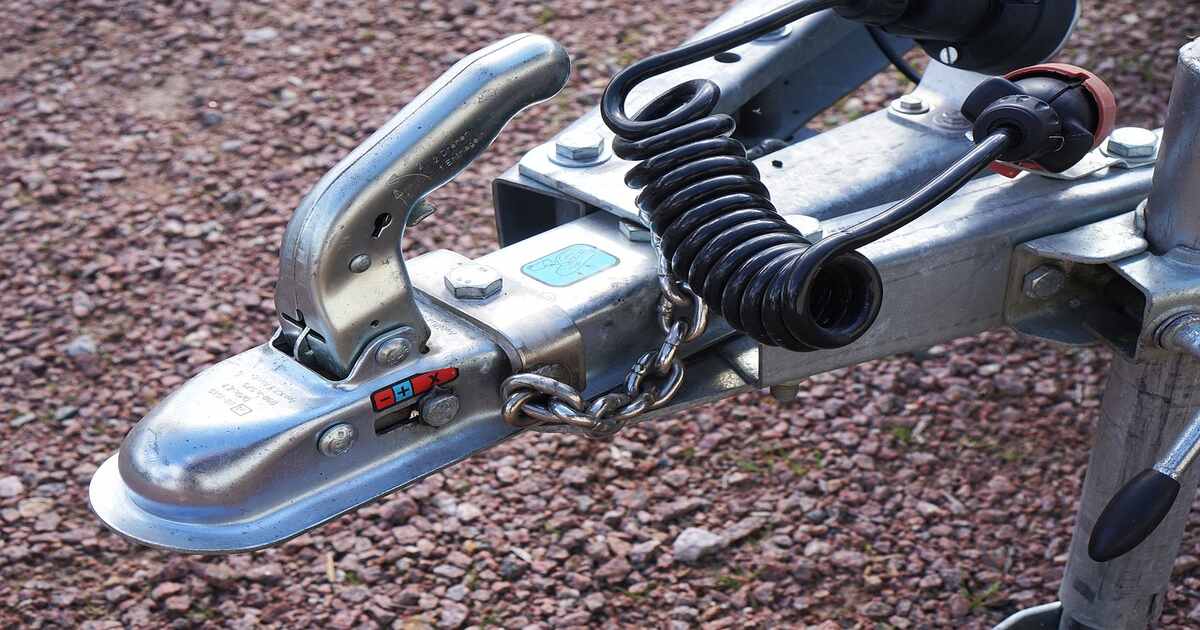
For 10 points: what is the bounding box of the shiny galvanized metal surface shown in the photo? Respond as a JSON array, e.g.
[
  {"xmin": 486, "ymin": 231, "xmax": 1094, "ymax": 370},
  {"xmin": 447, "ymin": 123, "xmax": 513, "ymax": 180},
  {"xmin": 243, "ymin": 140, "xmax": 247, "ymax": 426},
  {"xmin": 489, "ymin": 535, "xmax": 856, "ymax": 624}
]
[
  {"xmin": 274, "ymin": 33, "xmax": 571, "ymax": 378},
  {"xmin": 89, "ymin": 211, "xmax": 709, "ymax": 552},
  {"xmin": 758, "ymin": 165, "xmax": 1155, "ymax": 386},
  {"xmin": 516, "ymin": 54, "xmax": 985, "ymax": 227},
  {"xmin": 1146, "ymin": 39, "xmax": 1200, "ymax": 255},
  {"xmin": 410, "ymin": 249, "xmax": 587, "ymax": 390},
  {"xmin": 90, "ymin": 303, "xmax": 513, "ymax": 553},
  {"xmin": 1057, "ymin": 39, "xmax": 1200, "ymax": 630}
]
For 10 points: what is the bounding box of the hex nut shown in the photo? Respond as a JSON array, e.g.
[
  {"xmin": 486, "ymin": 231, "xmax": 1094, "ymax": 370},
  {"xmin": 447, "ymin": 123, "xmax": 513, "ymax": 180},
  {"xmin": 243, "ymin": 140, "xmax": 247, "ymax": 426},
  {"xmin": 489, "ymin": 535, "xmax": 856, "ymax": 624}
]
[
  {"xmin": 1023, "ymin": 265, "xmax": 1066, "ymax": 300},
  {"xmin": 444, "ymin": 263, "xmax": 503, "ymax": 300},
  {"xmin": 318, "ymin": 423, "xmax": 357, "ymax": 457},
  {"xmin": 555, "ymin": 130, "xmax": 605, "ymax": 162},
  {"xmin": 421, "ymin": 392, "xmax": 461, "ymax": 427},
  {"xmin": 893, "ymin": 94, "xmax": 929, "ymax": 115},
  {"xmin": 1107, "ymin": 127, "xmax": 1159, "ymax": 159},
  {"xmin": 619, "ymin": 220, "xmax": 652, "ymax": 243}
]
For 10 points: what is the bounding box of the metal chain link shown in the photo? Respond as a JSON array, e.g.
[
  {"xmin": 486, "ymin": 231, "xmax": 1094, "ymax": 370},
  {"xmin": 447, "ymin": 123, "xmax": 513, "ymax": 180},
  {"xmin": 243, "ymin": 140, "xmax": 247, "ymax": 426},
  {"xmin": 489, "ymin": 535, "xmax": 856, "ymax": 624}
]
[{"xmin": 501, "ymin": 243, "xmax": 708, "ymax": 437}]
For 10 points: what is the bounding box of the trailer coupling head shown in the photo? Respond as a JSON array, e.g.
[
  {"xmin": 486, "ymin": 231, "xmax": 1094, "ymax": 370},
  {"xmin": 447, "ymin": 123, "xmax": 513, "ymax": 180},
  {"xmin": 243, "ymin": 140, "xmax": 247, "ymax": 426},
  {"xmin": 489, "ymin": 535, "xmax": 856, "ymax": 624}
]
[{"xmin": 88, "ymin": 34, "xmax": 572, "ymax": 553}]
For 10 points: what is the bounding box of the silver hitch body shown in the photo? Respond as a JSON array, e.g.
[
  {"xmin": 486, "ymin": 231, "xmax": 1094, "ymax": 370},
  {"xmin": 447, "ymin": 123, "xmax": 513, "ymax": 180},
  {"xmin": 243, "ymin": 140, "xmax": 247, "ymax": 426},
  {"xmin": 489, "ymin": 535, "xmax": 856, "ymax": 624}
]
[
  {"xmin": 89, "ymin": 34, "xmax": 571, "ymax": 553},
  {"xmin": 274, "ymin": 33, "xmax": 571, "ymax": 380}
]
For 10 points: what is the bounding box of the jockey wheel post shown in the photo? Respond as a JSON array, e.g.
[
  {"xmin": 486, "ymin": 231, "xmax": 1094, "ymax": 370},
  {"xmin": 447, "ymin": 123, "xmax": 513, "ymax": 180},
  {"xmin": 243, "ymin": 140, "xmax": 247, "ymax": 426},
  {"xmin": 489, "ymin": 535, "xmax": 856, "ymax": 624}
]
[{"xmin": 1056, "ymin": 40, "xmax": 1200, "ymax": 630}]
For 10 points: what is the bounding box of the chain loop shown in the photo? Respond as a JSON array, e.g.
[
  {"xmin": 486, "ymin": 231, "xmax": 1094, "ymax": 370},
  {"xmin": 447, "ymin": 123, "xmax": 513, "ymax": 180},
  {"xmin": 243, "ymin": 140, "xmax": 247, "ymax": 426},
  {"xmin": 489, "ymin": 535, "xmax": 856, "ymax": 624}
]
[{"xmin": 500, "ymin": 249, "xmax": 707, "ymax": 438}]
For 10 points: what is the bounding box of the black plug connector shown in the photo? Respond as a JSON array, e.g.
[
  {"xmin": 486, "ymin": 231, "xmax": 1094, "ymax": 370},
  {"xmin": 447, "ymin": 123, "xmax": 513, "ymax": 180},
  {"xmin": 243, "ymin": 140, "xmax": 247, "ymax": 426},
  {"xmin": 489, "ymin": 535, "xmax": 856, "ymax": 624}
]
[
  {"xmin": 961, "ymin": 64, "xmax": 1116, "ymax": 173},
  {"xmin": 837, "ymin": 0, "xmax": 1080, "ymax": 75}
]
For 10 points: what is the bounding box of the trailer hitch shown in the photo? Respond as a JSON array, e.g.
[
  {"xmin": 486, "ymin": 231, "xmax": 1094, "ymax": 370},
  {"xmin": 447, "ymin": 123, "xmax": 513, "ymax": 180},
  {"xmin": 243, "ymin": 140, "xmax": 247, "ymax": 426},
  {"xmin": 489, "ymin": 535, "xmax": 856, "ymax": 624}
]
[
  {"xmin": 89, "ymin": 34, "xmax": 571, "ymax": 553},
  {"xmin": 91, "ymin": 1, "xmax": 1122, "ymax": 563}
]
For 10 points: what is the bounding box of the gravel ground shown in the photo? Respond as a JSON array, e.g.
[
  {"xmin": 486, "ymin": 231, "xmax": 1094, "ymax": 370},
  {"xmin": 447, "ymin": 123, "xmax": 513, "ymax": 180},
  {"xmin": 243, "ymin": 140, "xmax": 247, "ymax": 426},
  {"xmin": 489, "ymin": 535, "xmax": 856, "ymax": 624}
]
[{"xmin": 3, "ymin": 1, "xmax": 1199, "ymax": 628}]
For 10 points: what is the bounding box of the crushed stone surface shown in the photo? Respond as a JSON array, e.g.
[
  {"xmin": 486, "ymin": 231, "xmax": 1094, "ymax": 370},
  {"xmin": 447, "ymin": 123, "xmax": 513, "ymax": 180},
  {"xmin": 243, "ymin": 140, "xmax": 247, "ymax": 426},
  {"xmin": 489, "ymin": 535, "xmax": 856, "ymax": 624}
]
[{"xmin": 2, "ymin": 1, "xmax": 1199, "ymax": 628}]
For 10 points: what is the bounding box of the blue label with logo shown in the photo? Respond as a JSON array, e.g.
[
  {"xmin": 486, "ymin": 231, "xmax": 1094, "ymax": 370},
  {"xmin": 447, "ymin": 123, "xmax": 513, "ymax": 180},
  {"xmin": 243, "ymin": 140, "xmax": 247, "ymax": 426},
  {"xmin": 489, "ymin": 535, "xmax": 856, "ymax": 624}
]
[{"xmin": 522, "ymin": 244, "xmax": 619, "ymax": 287}]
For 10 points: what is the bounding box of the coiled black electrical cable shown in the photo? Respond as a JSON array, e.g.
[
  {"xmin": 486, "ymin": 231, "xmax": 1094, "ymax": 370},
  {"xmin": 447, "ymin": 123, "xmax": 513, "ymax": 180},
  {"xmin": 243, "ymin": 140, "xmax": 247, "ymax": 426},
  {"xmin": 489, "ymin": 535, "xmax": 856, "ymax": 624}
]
[{"xmin": 601, "ymin": 0, "xmax": 1015, "ymax": 352}]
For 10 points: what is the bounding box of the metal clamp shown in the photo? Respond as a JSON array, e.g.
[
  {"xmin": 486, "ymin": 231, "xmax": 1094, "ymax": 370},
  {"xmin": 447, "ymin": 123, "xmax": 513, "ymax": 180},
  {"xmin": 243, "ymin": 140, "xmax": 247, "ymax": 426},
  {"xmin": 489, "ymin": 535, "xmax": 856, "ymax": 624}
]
[{"xmin": 274, "ymin": 33, "xmax": 570, "ymax": 379}]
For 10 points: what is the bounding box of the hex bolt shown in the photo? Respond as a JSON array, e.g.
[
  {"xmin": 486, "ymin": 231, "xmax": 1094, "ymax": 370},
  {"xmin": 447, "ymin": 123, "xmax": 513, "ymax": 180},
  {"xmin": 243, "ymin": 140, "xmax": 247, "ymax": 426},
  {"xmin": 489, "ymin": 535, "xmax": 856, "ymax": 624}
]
[
  {"xmin": 349, "ymin": 254, "xmax": 371, "ymax": 273},
  {"xmin": 444, "ymin": 263, "xmax": 503, "ymax": 300},
  {"xmin": 318, "ymin": 423, "xmax": 357, "ymax": 457},
  {"xmin": 770, "ymin": 383, "xmax": 801, "ymax": 403},
  {"xmin": 376, "ymin": 336, "xmax": 412, "ymax": 366},
  {"xmin": 555, "ymin": 130, "xmax": 605, "ymax": 163},
  {"xmin": 421, "ymin": 391, "xmax": 461, "ymax": 427},
  {"xmin": 893, "ymin": 94, "xmax": 929, "ymax": 115},
  {"xmin": 1107, "ymin": 127, "xmax": 1159, "ymax": 159},
  {"xmin": 619, "ymin": 219, "xmax": 652, "ymax": 243},
  {"xmin": 1023, "ymin": 265, "xmax": 1067, "ymax": 300}
]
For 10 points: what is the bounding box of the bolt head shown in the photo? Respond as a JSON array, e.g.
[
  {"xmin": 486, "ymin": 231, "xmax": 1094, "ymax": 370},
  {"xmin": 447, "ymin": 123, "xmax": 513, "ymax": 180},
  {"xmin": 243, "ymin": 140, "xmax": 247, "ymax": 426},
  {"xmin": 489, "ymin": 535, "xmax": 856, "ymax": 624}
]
[
  {"xmin": 938, "ymin": 46, "xmax": 959, "ymax": 65},
  {"xmin": 555, "ymin": 130, "xmax": 605, "ymax": 162},
  {"xmin": 349, "ymin": 254, "xmax": 372, "ymax": 273},
  {"xmin": 770, "ymin": 383, "xmax": 801, "ymax": 403},
  {"xmin": 376, "ymin": 336, "xmax": 412, "ymax": 366},
  {"xmin": 318, "ymin": 423, "xmax": 357, "ymax": 457},
  {"xmin": 445, "ymin": 263, "xmax": 503, "ymax": 300},
  {"xmin": 619, "ymin": 220, "xmax": 651, "ymax": 242},
  {"xmin": 1107, "ymin": 127, "xmax": 1158, "ymax": 159},
  {"xmin": 421, "ymin": 392, "xmax": 461, "ymax": 427},
  {"xmin": 893, "ymin": 94, "xmax": 929, "ymax": 115},
  {"xmin": 1023, "ymin": 265, "xmax": 1066, "ymax": 300}
]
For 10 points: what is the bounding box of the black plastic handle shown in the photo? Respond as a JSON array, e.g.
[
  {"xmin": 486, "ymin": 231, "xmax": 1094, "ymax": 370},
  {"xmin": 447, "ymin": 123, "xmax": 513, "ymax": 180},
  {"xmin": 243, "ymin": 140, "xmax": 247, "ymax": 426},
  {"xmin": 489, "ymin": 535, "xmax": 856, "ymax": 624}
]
[{"xmin": 1088, "ymin": 469, "xmax": 1181, "ymax": 562}]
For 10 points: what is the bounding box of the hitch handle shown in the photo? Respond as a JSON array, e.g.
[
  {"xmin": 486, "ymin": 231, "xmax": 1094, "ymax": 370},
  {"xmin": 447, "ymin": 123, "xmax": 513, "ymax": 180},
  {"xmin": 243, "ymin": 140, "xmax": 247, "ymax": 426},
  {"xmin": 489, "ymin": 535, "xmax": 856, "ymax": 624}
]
[
  {"xmin": 275, "ymin": 33, "xmax": 571, "ymax": 378},
  {"xmin": 1089, "ymin": 314, "xmax": 1200, "ymax": 562}
]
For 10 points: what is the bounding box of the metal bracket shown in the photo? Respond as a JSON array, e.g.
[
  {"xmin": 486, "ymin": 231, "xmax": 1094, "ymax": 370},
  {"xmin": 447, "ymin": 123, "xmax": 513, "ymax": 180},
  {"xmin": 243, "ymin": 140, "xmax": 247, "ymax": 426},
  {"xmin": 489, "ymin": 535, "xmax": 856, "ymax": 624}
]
[
  {"xmin": 1007, "ymin": 209, "xmax": 1149, "ymax": 354},
  {"xmin": 409, "ymin": 250, "xmax": 586, "ymax": 391},
  {"xmin": 1007, "ymin": 184, "xmax": 1200, "ymax": 362}
]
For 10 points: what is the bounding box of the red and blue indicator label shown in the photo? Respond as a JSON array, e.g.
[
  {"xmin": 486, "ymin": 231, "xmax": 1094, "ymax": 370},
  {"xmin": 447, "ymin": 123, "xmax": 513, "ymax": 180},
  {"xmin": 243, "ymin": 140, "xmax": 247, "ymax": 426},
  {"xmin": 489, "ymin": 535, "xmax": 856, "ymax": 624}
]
[{"xmin": 370, "ymin": 367, "xmax": 459, "ymax": 412}]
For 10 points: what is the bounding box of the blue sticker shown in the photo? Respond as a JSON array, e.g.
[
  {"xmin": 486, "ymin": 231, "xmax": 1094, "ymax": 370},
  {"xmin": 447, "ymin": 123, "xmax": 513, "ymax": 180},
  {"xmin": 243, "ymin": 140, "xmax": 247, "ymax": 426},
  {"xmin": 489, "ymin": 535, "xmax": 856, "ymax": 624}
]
[
  {"xmin": 392, "ymin": 380, "xmax": 415, "ymax": 402},
  {"xmin": 522, "ymin": 244, "xmax": 619, "ymax": 287}
]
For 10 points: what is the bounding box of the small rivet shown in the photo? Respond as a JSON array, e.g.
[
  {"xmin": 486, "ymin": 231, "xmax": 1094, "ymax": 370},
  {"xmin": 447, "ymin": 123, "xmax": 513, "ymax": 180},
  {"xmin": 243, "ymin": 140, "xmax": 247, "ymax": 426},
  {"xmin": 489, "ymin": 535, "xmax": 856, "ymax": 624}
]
[
  {"xmin": 349, "ymin": 254, "xmax": 371, "ymax": 273},
  {"xmin": 318, "ymin": 423, "xmax": 357, "ymax": 457},
  {"xmin": 376, "ymin": 337, "xmax": 412, "ymax": 366}
]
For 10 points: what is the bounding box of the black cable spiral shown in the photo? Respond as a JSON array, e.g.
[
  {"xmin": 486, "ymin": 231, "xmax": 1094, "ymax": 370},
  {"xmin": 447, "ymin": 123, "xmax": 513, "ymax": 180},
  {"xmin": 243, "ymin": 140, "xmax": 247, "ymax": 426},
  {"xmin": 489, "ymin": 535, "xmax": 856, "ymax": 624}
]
[{"xmin": 601, "ymin": 0, "xmax": 1013, "ymax": 352}]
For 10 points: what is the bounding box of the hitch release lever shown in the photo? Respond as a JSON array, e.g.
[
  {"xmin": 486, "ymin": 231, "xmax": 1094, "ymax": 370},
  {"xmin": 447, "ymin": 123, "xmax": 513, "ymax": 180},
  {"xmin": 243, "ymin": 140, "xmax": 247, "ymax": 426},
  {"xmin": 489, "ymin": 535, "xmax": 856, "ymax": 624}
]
[
  {"xmin": 274, "ymin": 33, "xmax": 570, "ymax": 379},
  {"xmin": 1090, "ymin": 314, "xmax": 1200, "ymax": 562}
]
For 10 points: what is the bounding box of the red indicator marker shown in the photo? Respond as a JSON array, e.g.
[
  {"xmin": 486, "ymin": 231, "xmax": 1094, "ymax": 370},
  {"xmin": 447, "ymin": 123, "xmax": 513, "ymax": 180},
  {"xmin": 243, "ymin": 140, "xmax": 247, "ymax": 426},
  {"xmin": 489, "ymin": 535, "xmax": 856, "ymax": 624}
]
[
  {"xmin": 371, "ymin": 388, "xmax": 397, "ymax": 412},
  {"xmin": 369, "ymin": 367, "xmax": 460, "ymax": 413}
]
